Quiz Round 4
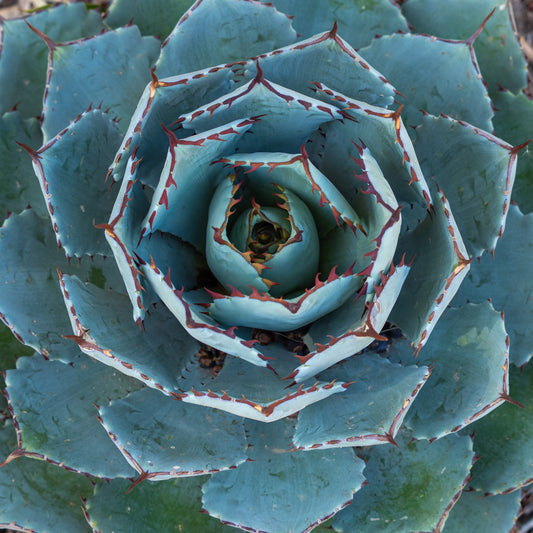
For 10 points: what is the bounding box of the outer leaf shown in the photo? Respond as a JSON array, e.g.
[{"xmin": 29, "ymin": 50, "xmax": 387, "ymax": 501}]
[
  {"xmin": 42, "ymin": 26, "xmax": 160, "ymax": 140},
  {"xmin": 269, "ymin": 0, "xmax": 408, "ymax": 49},
  {"xmin": 98, "ymin": 387, "xmax": 248, "ymax": 480},
  {"xmin": 388, "ymin": 303, "xmax": 509, "ymax": 440},
  {"xmin": 293, "ymin": 353, "xmax": 429, "ymax": 449},
  {"xmin": 242, "ymin": 28, "xmax": 396, "ymax": 109},
  {"xmin": 5, "ymin": 353, "xmax": 139, "ymax": 478},
  {"xmin": 358, "ymin": 33, "xmax": 493, "ymax": 130},
  {"xmin": 442, "ymin": 490, "xmax": 521, "ymax": 533},
  {"xmin": 0, "ymin": 3, "xmax": 104, "ymax": 116},
  {"xmin": 413, "ymin": 113, "xmax": 517, "ymax": 257},
  {"xmin": 402, "ymin": 0, "xmax": 528, "ymax": 94},
  {"xmin": 390, "ymin": 188, "xmax": 471, "ymax": 349},
  {"xmin": 453, "ymin": 204, "xmax": 533, "ymax": 366},
  {"xmin": 465, "ymin": 360, "xmax": 533, "ymax": 494},
  {"xmin": 0, "ymin": 421, "xmax": 93, "ymax": 532},
  {"xmin": 491, "ymin": 90, "xmax": 533, "ymax": 214},
  {"xmin": 0, "ymin": 111, "xmax": 45, "ymax": 219},
  {"xmin": 85, "ymin": 476, "xmax": 235, "ymax": 532},
  {"xmin": 30, "ymin": 109, "xmax": 123, "ymax": 257},
  {"xmin": 202, "ymin": 418, "xmax": 365, "ymax": 533},
  {"xmin": 105, "ymin": 0, "xmax": 192, "ymax": 40},
  {"xmin": 0, "ymin": 210, "xmax": 122, "ymax": 361},
  {"xmin": 59, "ymin": 274, "xmax": 198, "ymax": 395},
  {"xmin": 155, "ymin": 0, "xmax": 296, "ymax": 77},
  {"xmin": 333, "ymin": 432, "xmax": 475, "ymax": 533}
]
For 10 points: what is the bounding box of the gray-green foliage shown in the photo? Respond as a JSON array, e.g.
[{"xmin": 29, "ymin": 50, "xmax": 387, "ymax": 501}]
[{"xmin": 0, "ymin": 0, "xmax": 532, "ymax": 531}]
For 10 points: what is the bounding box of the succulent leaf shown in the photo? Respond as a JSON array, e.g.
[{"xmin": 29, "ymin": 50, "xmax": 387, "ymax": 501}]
[
  {"xmin": 464, "ymin": 359, "xmax": 533, "ymax": 494},
  {"xmin": 453, "ymin": 204, "xmax": 533, "ymax": 366},
  {"xmin": 105, "ymin": 0, "xmax": 192, "ymax": 40},
  {"xmin": 0, "ymin": 111, "xmax": 45, "ymax": 218},
  {"xmin": 85, "ymin": 476, "xmax": 235, "ymax": 532},
  {"xmin": 268, "ymin": 0, "xmax": 408, "ymax": 50},
  {"xmin": 31, "ymin": 109, "xmax": 123, "ymax": 257},
  {"xmin": 0, "ymin": 210, "xmax": 122, "ymax": 361},
  {"xmin": 98, "ymin": 387, "xmax": 248, "ymax": 479},
  {"xmin": 491, "ymin": 90, "xmax": 533, "ymax": 214},
  {"xmin": 0, "ymin": 3, "xmax": 104, "ymax": 117},
  {"xmin": 359, "ymin": 33, "xmax": 493, "ymax": 130},
  {"xmin": 155, "ymin": 0, "xmax": 297, "ymax": 77},
  {"xmin": 5, "ymin": 354, "xmax": 139, "ymax": 477},
  {"xmin": 42, "ymin": 26, "xmax": 160, "ymax": 141},
  {"xmin": 0, "ymin": 421, "xmax": 93, "ymax": 532},
  {"xmin": 293, "ymin": 353, "xmax": 430, "ymax": 449},
  {"xmin": 441, "ymin": 490, "xmax": 521, "ymax": 533},
  {"xmin": 413, "ymin": 113, "xmax": 517, "ymax": 257},
  {"xmin": 59, "ymin": 273, "xmax": 199, "ymax": 394},
  {"xmin": 402, "ymin": 0, "xmax": 528, "ymax": 94},
  {"xmin": 243, "ymin": 29, "xmax": 396, "ymax": 109},
  {"xmin": 332, "ymin": 431, "xmax": 475, "ymax": 533},
  {"xmin": 390, "ymin": 187, "xmax": 471, "ymax": 349},
  {"xmin": 388, "ymin": 302, "xmax": 509, "ymax": 440},
  {"xmin": 202, "ymin": 418, "xmax": 365, "ymax": 533},
  {"xmin": 109, "ymin": 66, "xmax": 235, "ymax": 188},
  {"xmin": 179, "ymin": 352, "xmax": 349, "ymax": 422}
]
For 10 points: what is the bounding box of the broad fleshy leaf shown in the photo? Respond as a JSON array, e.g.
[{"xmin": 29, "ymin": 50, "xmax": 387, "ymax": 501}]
[
  {"xmin": 59, "ymin": 273, "xmax": 198, "ymax": 394},
  {"xmin": 5, "ymin": 353, "xmax": 139, "ymax": 478},
  {"xmin": 85, "ymin": 476, "xmax": 235, "ymax": 532},
  {"xmin": 442, "ymin": 490, "xmax": 521, "ymax": 533},
  {"xmin": 293, "ymin": 353, "xmax": 430, "ymax": 449},
  {"xmin": 0, "ymin": 3, "xmax": 104, "ymax": 117},
  {"xmin": 105, "ymin": 0, "xmax": 191, "ymax": 40},
  {"xmin": 402, "ymin": 0, "xmax": 528, "ymax": 94},
  {"xmin": 387, "ymin": 303, "xmax": 509, "ymax": 440},
  {"xmin": 333, "ymin": 432, "xmax": 475, "ymax": 533},
  {"xmin": 179, "ymin": 352, "xmax": 349, "ymax": 422},
  {"xmin": 155, "ymin": 0, "xmax": 296, "ymax": 77},
  {"xmin": 359, "ymin": 33, "xmax": 493, "ymax": 130},
  {"xmin": 491, "ymin": 90, "xmax": 533, "ymax": 214},
  {"xmin": 30, "ymin": 109, "xmax": 123, "ymax": 257},
  {"xmin": 269, "ymin": 0, "xmax": 408, "ymax": 50},
  {"xmin": 0, "ymin": 209, "xmax": 122, "ymax": 361},
  {"xmin": 202, "ymin": 418, "xmax": 365, "ymax": 533},
  {"xmin": 0, "ymin": 111, "xmax": 45, "ymax": 219},
  {"xmin": 390, "ymin": 187, "xmax": 471, "ymax": 349},
  {"xmin": 465, "ymin": 360, "xmax": 533, "ymax": 494},
  {"xmin": 0, "ymin": 421, "xmax": 93, "ymax": 532},
  {"xmin": 98, "ymin": 387, "xmax": 247, "ymax": 480},
  {"xmin": 42, "ymin": 26, "xmax": 160, "ymax": 141},
  {"xmin": 453, "ymin": 204, "xmax": 533, "ymax": 366}
]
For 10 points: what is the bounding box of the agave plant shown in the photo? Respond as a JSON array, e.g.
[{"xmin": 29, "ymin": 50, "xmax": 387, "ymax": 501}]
[{"xmin": 1, "ymin": 0, "xmax": 532, "ymax": 531}]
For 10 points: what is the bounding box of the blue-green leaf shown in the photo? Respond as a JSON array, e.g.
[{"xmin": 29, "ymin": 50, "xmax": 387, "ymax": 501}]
[
  {"xmin": 333, "ymin": 432, "xmax": 475, "ymax": 533},
  {"xmin": 98, "ymin": 387, "xmax": 247, "ymax": 479},
  {"xmin": 294, "ymin": 353, "xmax": 429, "ymax": 449},
  {"xmin": 269, "ymin": 0, "xmax": 408, "ymax": 50},
  {"xmin": 359, "ymin": 33, "xmax": 493, "ymax": 130},
  {"xmin": 0, "ymin": 3, "xmax": 104, "ymax": 117},
  {"xmin": 155, "ymin": 0, "xmax": 296, "ymax": 77},
  {"xmin": 42, "ymin": 26, "xmax": 160, "ymax": 140},
  {"xmin": 6, "ymin": 353, "xmax": 139, "ymax": 478},
  {"xmin": 203, "ymin": 418, "xmax": 365, "ymax": 533},
  {"xmin": 0, "ymin": 421, "xmax": 93, "ymax": 532}
]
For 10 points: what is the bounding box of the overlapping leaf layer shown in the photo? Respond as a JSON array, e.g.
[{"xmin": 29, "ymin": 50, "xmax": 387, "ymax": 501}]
[{"xmin": 0, "ymin": 1, "xmax": 532, "ymax": 532}]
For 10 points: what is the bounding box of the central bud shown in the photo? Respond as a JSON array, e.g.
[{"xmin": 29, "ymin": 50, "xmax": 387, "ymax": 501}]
[{"xmin": 231, "ymin": 200, "xmax": 291, "ymax": 264}]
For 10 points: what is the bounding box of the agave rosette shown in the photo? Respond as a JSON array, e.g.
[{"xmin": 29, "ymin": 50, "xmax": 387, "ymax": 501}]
[{"xmin": 0, "ymin": 1, "xmax": 532, "ymax": 532}]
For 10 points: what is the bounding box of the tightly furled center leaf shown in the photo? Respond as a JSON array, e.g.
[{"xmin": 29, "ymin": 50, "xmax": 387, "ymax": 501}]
[{"xmin": 208, "ymin": 173, "xmax": 320, "ymax": 299}]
